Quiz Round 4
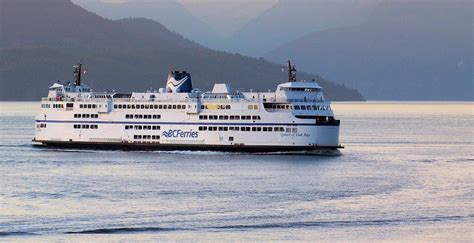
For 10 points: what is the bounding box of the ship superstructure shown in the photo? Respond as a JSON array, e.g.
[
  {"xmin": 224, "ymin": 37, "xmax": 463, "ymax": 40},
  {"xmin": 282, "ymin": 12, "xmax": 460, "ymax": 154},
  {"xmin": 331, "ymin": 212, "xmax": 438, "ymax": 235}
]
[{"xmin": 33, "ymin": 62, "xmax": 342, "ymax": 152}]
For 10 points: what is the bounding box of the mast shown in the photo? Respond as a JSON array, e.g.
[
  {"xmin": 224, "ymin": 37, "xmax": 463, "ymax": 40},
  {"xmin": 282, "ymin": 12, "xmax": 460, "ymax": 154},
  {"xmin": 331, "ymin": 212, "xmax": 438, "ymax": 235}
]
[
  {"xmin": 288, "ymin": 60, "xmax": 296, "ymax": 82},
  {"xmin": 73, "ymin": 63, "xmax": 82, "ymax": 86}
]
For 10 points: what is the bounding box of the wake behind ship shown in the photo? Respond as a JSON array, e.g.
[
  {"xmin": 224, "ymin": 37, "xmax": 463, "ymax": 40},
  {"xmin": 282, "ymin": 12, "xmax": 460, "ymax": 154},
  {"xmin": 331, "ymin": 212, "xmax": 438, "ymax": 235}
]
[{"xmin": 33, "ymin": 62, "xmax": 342, "ymax": 152}]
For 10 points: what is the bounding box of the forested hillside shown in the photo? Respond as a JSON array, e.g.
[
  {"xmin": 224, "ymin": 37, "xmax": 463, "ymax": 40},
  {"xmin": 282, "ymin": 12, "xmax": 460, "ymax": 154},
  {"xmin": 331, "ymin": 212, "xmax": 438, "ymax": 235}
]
[{"xmin": 0, "ymin": 0, "xmax": 364, "ymax": 101}]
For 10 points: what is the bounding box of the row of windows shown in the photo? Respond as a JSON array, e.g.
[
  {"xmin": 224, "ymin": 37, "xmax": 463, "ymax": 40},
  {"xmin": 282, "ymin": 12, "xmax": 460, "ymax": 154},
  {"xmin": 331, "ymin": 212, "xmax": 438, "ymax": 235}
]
[
  {"xmin": 73, "ymin": 124, "xmax": 98, "ymax": 129},
  {"xmin": 114, "ymin": 104, "xmax": 187, "ymax": 110},
  {"xmin": 295, "ymin": 105, "xmax": 331, "ymax": 111},
  {"xmin": 133, "ymin": 135, "xmax": 160, "ymax": 140},
  {"xmin": 43, "ymin": 103, "xmax": 73, "ymax": 109},
  {"xmin": 125, "ymin": 125, "xmax": 161, "ymax": 130},
  {"xmin": 200, "ymin": 104, "xmax": 232, "ymax": 110},
  {"xmin": 279, "ymin": 87, "xmax": 319, "ymax": 92},
  {"xmin": 198, "ymin": 115, "xmax": 261, "ymax": 120},
  {"xmin": 79, "ymin": 104, "xmax": 97, "ymax": 109},
  {"xmin": 198, "ymin": 126, "xmax": 289, "ymax": 132},
  {"xmin": 267, "ymin": 104, "xmax": 331, "ymax": 111},
  {"xmin": 74, "ymin": 114, "xmax": 99, "ymax": 118},
  {"xmin": 125, "ymin": 114, "xmax": 161, "ymax": 119}
]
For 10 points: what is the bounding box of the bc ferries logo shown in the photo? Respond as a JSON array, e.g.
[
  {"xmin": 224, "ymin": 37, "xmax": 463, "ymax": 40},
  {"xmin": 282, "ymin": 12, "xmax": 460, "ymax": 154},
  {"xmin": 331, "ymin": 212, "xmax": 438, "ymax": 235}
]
[
  {"xmin": 166, "ymin": 77, "xmax": 188, "ymax": 87},
  {"xmin": 162, "ymin": 129, "xmax": 199, "ymax": 139}
]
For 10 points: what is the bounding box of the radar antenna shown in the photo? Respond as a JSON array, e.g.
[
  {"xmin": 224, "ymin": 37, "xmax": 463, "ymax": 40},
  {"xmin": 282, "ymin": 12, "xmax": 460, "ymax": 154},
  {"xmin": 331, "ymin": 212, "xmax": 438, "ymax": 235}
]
[
  {"xmin": 73, "ymin": 63, "xmax": 83, "ymax": 86},
  {"xmin": 288, "ymin": 60, "xmax": 297, "ymax": 82}
]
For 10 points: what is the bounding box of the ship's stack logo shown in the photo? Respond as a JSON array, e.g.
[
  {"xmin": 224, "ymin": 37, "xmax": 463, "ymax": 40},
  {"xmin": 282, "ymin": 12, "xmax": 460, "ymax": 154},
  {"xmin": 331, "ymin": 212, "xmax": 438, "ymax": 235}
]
[
  {"xmin": 166, "ymin": 71, "xmax": 193, "ymax": 93},
  {"xmin": 162, "ymin": 129, "xmax": 199, "ymax": 139}
]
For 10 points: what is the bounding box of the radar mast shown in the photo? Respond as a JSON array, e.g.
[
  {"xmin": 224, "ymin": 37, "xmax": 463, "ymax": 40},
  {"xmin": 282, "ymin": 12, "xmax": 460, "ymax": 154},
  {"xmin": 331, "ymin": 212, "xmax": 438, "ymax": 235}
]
[
  {"xmin": 288, "ymin": 60, "xmax": 297, "ymax": 82},
  {"xmin": 73, "ymin": 63, "xmax": 83, "ymax": 86}
]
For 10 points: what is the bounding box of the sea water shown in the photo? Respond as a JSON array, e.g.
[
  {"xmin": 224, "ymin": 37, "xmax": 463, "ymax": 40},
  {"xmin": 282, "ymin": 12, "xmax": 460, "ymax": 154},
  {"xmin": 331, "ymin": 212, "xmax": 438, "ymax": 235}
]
[{"xmin": 0, "ymin": 102, "xmax": 472, "ymax": 241}]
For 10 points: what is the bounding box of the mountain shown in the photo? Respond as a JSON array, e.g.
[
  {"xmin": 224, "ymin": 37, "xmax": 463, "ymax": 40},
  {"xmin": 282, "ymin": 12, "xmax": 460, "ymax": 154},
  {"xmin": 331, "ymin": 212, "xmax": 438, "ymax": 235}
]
[
  {"xmin": 265, "ymin": 0, "xmax": 473, "ymax": 100},
  {"xmin": 71, "ymin": 0, "xmax": 222, "ymax": 48},
  {"xmin": 0, "ymin": 0, "xmax": 364, "ymax": 101},
  {"xmin": 226, "ymin": 0, "xmax": 379, "ymax": 57},
  {"xmin": 176, "ymin": 0, "xmax": 278, "ymax": 38},
  {"xmin": 1, "ymin": 0, "xmax": 161, "ymax": 50}
]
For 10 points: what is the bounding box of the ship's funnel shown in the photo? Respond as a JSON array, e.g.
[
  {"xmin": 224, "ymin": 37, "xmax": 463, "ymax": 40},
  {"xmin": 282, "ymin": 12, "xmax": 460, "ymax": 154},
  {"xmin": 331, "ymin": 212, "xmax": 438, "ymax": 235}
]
[{"xmin": 166, "ymin": 71, "xmax": 193, "ymax": 93}]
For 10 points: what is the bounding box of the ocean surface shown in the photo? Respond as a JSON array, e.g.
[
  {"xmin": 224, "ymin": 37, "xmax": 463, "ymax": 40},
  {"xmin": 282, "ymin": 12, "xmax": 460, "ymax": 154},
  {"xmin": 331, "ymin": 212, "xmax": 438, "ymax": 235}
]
[{"xmin": 0, "ymin": 102, "xmax": 472, "ymax": 241}]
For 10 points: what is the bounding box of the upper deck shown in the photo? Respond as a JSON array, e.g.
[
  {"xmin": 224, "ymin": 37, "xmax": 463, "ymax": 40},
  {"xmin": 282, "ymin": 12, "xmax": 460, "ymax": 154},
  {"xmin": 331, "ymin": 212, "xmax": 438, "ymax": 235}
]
[{"xmin": 40, "ymin": 62, "xmax": 335, "ymax": 118}]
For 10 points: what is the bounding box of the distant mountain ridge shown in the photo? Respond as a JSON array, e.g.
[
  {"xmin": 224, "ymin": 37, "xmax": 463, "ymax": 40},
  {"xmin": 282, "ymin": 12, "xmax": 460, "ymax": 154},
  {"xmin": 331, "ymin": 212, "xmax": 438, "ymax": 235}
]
[
  {"xmin": 265, "ymin": 0, "xmax": 473, "ymax": 100},
  {"xmin": 0, "ymin": 0, "xmax": 363, "ymax": 101},
  {"xmin": 225, "ymin": 0, "xmax": 379, "ymax": 57},
  {"xmin": 71, "ymin": 0, "xmax": 222, "ymax": 49}
]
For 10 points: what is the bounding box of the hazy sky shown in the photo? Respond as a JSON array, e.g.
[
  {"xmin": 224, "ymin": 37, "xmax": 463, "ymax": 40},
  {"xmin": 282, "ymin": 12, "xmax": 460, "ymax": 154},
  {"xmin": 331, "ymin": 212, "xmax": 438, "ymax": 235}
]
[
  {"xmin": 95, "ymin": 0, "xmax": 278, "ymax": 36},
  {"xmin": 177, "ymin": 0, "xmax": 278, "ymax": 36}
]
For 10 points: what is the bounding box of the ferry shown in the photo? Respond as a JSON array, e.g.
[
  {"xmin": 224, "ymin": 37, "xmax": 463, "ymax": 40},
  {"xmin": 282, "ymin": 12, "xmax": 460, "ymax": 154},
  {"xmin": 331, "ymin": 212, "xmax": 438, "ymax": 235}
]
[{"xmin": 33, "ymin": 61, "xmax": 342, "ymax": 152}]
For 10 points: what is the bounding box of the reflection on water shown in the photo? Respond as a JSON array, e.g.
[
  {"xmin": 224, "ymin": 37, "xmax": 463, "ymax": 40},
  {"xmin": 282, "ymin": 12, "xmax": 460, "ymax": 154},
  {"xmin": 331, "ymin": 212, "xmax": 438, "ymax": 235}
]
[{"xmin": 0, "ymin": 102, "xmax": 472, "ymax": 241}]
